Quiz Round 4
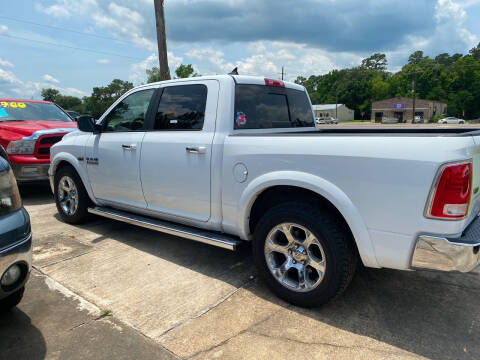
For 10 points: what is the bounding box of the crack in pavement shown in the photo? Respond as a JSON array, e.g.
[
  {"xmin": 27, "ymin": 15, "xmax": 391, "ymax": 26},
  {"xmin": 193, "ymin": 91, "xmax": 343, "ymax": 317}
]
[
  {"xmin": 184, "ymin": 306, "xmax": 287, "ymax": 359},
  {"xmin": 157, "ymin": 276, "xmax": 257, "ymax": 340}
]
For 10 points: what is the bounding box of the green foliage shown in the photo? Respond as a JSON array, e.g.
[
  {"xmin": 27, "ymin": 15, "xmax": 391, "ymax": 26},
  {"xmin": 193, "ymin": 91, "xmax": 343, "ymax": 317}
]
[
  {"xmin": 83, "ymin": 79, "xmax": 134, "ymax": 118},
  {"xmin": 300, "ymin": 45, "xmax": 480, "ymax": 120},
  {"xmin": 41, "ymin": 88, "xmax": 60, "ymax": 102},
  {"xmin": 361, "ymin": 53, "xmax": 388, "ymax": 70},
  {"xmin": 41, "ymin": 88, "xmax": 83, "ymax": 112},
  {"xmin": 146, "ymin": 67, "xmax": 161, "ymax": 83},
  {"xmin": 175, "ymin": 64, "xmax": 197, "ymax": 78},
  {"xmin": 146, "ymin": 64, "xmax": 198, "ymax": 83}
]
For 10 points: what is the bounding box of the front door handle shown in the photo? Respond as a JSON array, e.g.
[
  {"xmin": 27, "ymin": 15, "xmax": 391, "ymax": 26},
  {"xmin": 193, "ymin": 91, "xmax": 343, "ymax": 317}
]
[
  {"xmin": 122, "ymin": 144, "xmax": 137, "ymax": 151},
  {"xmin": 186, "ymin": 146, "xmax": 206, "ymax": 154}
]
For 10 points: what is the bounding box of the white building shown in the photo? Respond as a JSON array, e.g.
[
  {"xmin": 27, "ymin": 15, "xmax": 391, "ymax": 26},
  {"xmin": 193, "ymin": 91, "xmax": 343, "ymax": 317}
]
[{"xmin": 312, "ymin": 104, "xmax": 355, "ymax": 121}]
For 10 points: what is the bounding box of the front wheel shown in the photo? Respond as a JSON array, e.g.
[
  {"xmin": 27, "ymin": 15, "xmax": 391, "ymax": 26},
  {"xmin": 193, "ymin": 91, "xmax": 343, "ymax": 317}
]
[
  {"xmin": 54, "ymin": 166, "xmax": 91, "ymax": 224},
  {"xmin": 253, "ymin": 202, "xmax": 357, "ymax": 307}
]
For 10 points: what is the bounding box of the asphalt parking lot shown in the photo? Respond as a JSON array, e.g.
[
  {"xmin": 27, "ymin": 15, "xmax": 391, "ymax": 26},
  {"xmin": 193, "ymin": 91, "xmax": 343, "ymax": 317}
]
[{"xmin": 2, "ymin": 183, "xmax": 480, "ymax": 360}]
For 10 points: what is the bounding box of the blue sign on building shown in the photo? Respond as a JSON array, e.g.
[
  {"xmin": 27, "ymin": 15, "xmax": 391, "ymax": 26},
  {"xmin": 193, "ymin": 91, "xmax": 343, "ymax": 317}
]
[{"xmin": 393, "ymin": 103, "xmax": 405, "ymax": 110}]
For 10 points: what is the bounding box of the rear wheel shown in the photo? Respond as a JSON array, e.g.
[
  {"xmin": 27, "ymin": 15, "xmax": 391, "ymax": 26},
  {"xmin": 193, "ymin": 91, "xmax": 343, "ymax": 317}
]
[
  {"xmin": 0, "ymin": 287, "xmax": 24, "ymax": 312},
  {"xmin": 253, "ymin": 202, "xmax": 357, "ymax": 307},
  {"xmin": 54, "ymin": 166, "xmax": 91, "ymax": 224}
]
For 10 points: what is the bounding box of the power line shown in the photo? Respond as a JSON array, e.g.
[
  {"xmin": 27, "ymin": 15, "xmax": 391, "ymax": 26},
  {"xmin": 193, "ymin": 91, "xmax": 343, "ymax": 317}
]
[
  {"xmin": 0, "ymin": 15, "xmax": 134, "ymax": 45},
  {"xmin": 0, "ymin": 33, "xmax": 145, "ymax": 61}
]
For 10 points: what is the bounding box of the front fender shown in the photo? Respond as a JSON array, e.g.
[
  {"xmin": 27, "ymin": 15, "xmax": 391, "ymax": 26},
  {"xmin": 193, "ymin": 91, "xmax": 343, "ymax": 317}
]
[
  {"xmin": 238, "ymin": 171, "xmax": 379, "ymax": 268},
  {"xmin": 49, "ymin": 152, "xmax": 96, "ymax": 204}
]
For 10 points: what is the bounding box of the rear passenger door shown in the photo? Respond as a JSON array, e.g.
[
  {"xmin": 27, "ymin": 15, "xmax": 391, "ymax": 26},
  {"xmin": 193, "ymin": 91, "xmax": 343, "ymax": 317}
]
[{"xmin": 140, "ymin": 80, "xmax": 219, "ymax": 222}]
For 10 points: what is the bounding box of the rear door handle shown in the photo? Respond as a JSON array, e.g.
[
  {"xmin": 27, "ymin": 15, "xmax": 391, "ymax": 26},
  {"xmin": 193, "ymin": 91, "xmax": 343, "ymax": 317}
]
[
  {"xmin": 122, "ymin": 144, "xmax": 137, "ymax": 151},
  {"xmin": 186, "ymin": 146, "xmax": 206, "ymax": 154}
]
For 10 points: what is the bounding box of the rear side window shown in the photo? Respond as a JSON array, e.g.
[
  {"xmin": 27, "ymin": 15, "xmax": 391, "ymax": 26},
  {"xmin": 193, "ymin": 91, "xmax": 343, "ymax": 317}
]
[
  {"xmin": 154, "ymin": 84, "xmax": 207, "ymax": 130},
  {"xmin": 234, "ymin": 85, "xmax": 314, "ymax": 129}
]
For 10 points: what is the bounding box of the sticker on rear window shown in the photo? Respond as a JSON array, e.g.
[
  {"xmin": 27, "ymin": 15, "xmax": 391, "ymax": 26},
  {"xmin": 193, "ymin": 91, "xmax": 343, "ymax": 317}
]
[
  {"xmin": 236, "ymin": 112, "xmax": 247, "ymax": 126},
  {"xmin": 0, "ymin": 108, "xmax": 7, "ymax": 117},
  {"xmin": 1, "ymin": 102, "xmax": 26, "ymax": 108}
]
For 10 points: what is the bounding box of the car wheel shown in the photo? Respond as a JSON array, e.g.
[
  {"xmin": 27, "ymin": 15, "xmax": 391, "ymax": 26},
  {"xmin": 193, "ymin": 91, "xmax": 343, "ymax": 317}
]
[
  {"xmin": 54, "ymin": 165, "xmax": 91, "ymax": 224},
  {"xmin": 253, "ymin": 202, "xmax": 357, "ymax": 307},
  {"xmin": 0, "ymin": 286, "xmax": 24, "ymax": 312}
]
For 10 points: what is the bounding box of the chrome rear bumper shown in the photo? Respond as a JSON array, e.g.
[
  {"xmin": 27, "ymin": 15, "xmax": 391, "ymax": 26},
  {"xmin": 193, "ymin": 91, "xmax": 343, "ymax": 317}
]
[{"xmin": 411, "ymin": 217, "xmax": 480, "ymax": 273}]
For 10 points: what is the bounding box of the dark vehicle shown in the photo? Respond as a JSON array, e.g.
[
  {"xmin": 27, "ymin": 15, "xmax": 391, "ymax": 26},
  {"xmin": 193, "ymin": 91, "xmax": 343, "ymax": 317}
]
[
  {"xmin": 66, "ymin": 110, "xmax": 81, "ymax": 119},
  {"xmin": 0, "ymin": 157, "xmax": 31, "ymax": 312}
]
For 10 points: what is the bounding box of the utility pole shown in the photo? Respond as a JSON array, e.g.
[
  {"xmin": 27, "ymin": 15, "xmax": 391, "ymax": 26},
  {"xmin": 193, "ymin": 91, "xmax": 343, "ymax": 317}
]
[
  {"xmin": 154, "ymin": 0, "xmax": 171, "ymax": 80},
  {"xmin": 280, "ymin": 66, "xmax": 285, "ymax": 80},
  {"xmin": 412, "ymin": 63, "xmax": 416, "ymax": 123}
]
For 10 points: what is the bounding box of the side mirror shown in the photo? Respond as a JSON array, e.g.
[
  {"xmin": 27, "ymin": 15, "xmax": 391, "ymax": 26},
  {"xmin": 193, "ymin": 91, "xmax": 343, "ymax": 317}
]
[{"xmin": 77, "ymin": 115, "xmax": 100, "ymax": 133}]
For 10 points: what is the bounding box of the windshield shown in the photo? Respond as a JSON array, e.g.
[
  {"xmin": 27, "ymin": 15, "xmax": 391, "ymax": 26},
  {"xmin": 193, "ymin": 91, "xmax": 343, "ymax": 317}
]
[{"xmin": 0, "ymin": 101, "xmax": 72, "ymax": 122}]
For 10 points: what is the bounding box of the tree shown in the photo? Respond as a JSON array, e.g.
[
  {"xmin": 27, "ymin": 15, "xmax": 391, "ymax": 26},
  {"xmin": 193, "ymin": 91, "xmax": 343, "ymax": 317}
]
[
  {"xmin": 408, "ymin": 51, "xmax": 425, "ymax": 64},
  {"xmin": 83, "ymin": 79, "xmax": 133, "ymax": 118},
  {"xmin": 469, "ymin": 42, "xmax": 480, "ymax": 60},
  {"xmin": 175, "ymin": 64, "xmax": 197, "ymax": 78},
  {"xmin": 146, "ymin": 64, "xmax": 198, "ymax": 83},
  {"xmin": 361, "ymin": 53, "xmax": 388, "ymax": 71},
  {"xmin": 146, "ymin": 67, "xmax": 161, "ymax": 83},
  {"xmin": 55, "ymin": 95, "xmax": 82, "ymax": 111},
  {"xmin": 41, "ymin": 88, "xmax": 60, "ymax": 102}
]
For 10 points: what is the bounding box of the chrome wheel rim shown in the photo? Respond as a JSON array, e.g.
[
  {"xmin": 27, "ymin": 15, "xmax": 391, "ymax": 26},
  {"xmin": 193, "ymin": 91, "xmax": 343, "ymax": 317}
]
[
  {"xmin": 57, "ymin": 176, "xmax": 78, "ymax": 216},
  {"xmin": 264, "ymin": 223, "xmax": 326, "ymax": 292}
]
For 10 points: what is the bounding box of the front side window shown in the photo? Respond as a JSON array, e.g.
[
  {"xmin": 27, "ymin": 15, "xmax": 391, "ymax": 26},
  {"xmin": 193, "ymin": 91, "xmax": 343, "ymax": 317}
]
[
  {"xmin": 234, "ymin": 85, "xmax": 314, "ymax": 129},
  {"xmin": 103, "ymin": 89, "xmax": 155, "ymax": 132},
  {"xmin": 154, "ymin": 84, "xmax": 207, "ymax": 130}
]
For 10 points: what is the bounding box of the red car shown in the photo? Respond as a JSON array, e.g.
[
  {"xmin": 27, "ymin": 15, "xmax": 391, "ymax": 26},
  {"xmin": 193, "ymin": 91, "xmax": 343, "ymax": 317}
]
[{"xmin": 0, "ymin": 99, "xmax": 77, "ymax": 183}]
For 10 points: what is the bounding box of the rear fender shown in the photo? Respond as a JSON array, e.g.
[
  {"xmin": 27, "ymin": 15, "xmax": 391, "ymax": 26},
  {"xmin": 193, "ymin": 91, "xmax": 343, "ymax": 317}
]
[{"xmin": 239, "ymin": 171, "xmax": 379, "ymax": 268}]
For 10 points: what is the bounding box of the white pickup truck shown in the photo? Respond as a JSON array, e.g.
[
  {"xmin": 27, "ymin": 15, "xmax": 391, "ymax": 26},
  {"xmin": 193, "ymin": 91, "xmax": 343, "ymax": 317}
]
[{"xmin": 49, "ymin": 75, "xmax": 480, "ymax": 307}]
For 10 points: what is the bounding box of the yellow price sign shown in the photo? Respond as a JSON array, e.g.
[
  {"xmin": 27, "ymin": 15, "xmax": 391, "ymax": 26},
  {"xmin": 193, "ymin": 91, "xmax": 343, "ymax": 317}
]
[{"xmin": 0, "ymin": 102, "xmax": 26, "ymax": 108}]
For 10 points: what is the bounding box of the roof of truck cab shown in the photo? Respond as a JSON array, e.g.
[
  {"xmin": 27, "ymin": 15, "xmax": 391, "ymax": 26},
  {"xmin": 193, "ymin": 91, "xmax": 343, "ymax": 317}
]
[{"xmin": 143, "ymin": 74, "xmax": 305, "ymax": 91}]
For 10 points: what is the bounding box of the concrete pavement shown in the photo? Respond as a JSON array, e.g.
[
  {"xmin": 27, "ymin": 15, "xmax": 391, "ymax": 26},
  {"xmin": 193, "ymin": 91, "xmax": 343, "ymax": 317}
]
[{"xmin": 4, "ymin": 183, "xmax": 480, "ymax": 360}]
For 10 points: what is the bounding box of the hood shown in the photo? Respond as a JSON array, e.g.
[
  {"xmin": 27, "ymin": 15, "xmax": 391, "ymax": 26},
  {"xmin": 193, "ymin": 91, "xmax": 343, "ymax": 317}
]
[{"xmin": 0, "ymin": 120, "xmax": 77, "ymax": 137}]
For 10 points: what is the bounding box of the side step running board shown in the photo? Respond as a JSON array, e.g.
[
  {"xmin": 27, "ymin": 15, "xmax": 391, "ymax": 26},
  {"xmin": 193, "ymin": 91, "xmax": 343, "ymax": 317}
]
[{"xmin": 87, "ymin": 206, "xmax": 242, "ymax": 251}]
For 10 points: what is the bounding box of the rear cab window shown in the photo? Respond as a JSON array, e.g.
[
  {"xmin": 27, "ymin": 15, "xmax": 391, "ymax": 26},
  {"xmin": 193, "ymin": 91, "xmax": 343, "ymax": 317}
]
[{"xmin": 234, "ymin": 85, "xmax": 314, "ymax": 130}]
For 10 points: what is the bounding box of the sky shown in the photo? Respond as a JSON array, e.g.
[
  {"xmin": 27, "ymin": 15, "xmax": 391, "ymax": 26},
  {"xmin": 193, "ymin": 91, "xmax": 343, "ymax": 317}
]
[{"xmin": 1, "ymin": 0, "xmax": 480, "ymax": 99}]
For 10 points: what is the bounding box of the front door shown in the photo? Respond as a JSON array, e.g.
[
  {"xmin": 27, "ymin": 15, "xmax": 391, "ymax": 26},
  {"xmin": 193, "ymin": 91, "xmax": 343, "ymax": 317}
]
[
  {"xmin": 86, "ymin": 88, "xmax": 156, "ymax": 209},
  {"xmin": 140, "ymin": 80, "xmax": 218, "ymax": 222},
  {"xmin": 394, "ymin": 111, "xmax": 404, "ymax": 123}
]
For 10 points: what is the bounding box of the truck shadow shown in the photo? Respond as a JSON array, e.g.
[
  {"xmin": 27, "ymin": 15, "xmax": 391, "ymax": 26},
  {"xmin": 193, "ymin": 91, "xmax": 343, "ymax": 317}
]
[
  {"xmin": 67, "ymin": 215, "xmax": 480, "ymax": 360},
  {"xmin": 18, "ymin": 183, "xmax": 53, "ymax": 206}
]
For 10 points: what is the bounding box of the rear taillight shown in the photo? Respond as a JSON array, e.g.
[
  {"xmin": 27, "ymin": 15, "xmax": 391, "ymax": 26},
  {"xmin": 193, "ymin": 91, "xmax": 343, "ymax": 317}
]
[
  {"xmin": 426, "ymin": 161, "xmax": 472, "ymax": 219},
  {"xmin": 264, "ymin": 78, "xmax": 285, "ymax": 87}
]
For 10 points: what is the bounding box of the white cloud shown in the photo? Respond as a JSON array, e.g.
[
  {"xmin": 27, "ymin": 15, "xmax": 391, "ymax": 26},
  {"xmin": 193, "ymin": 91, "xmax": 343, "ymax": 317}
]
[
  {"xmin": 183, "ymin": 41, "xmax": 360, "ymax": 80},
  {"xmin": 42, "ymin": 74, "xmax": 60, "ymax": 84},
  {"xmin": 0, "ymin": 58, "xmax": 13, "ymax": 68},
  {"xmin": 0, "ymin": 25, "xmax": 7, "ymax": 34},
  {"xmin": 36, "ymin": 0, "xmax": 156, "ymax": 50},
  {"xmin": 36, "ymin": 3, "xmax": 72, "ymax": 17},
  {"xmin": 0, "ymin": 68, "xmax": 22, "ymax": 85},
  {"xmin": 129, "ymin": 52, "xmax": 183, "ymax": 84},
  {"xmin": 96, "ymin": 58, "xmax": 110, "ymax": 64},
  {"xmin": 0, "ymin": 67, "xmax": 87, "ymax": 98}
]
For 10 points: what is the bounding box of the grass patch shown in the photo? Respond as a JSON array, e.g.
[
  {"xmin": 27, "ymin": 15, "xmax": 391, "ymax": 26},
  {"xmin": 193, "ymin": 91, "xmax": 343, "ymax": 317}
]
[{"xmin": 99, "ymin": 309, "xmax": 112, "ymax": 318}]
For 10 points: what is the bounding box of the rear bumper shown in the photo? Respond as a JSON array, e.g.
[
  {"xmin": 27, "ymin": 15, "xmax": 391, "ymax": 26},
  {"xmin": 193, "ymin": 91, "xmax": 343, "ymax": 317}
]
[
  {"xmin": 411, "ymin": 216, "xmax": 480, "ymax": 273},
  {"xmin": 11, "ymin": 163, "xmax": 50, "ymax": 182}
]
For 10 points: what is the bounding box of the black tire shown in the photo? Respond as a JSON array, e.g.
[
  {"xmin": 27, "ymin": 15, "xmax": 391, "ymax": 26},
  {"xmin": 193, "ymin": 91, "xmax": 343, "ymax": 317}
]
[
  {"xmin": 54, "ymin": 165, "xmax": 91, "ymax": 224},
  {"xmin": 253, "ymin": 202, "xmax": 357, "ymax": 307},
  {"xmin": 0, "ymin": 286, "xmax": 24, "ymax": 312}
]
